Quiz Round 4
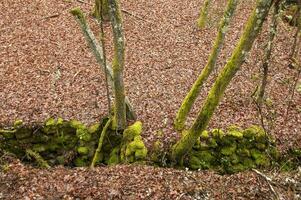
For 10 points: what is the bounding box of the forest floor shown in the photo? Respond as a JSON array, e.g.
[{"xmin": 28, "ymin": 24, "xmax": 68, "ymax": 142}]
[{"xmin": 0, "ymin": 0, "xmax": 300, "ymax": 199}]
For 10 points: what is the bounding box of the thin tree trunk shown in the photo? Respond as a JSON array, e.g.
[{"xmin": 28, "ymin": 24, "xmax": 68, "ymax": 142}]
[
  {"xmin": 255, "ymin": 2, "xmax": 280, "ymax": 133},
  {"xmin": 175, "ymin": 0, "xmax": 238, "ymax": 131},
  {"xmin": 70, "ymin": 8, "xmax": 137, "ymax": 121},
  {"xmin": 93, "ymin": 0, "xmax": 110, "ymax": 21},
  {"xmin": 172, "ymin": 0, "xmax": 273, "ymax": 163},
  {"xmin": 108, "ymin": 0, "xmax": 127, "ymax": 130},
  {"xmin": 90, "ymin": 118, "xmax": 112, "ymax": 168},
  {"xmin": 197, "ymin": 0, "xmax": 212, "ymax": 29},
  {"xmin": 95, "ymin": 0, "xmax": 111, "ymax": 115}
]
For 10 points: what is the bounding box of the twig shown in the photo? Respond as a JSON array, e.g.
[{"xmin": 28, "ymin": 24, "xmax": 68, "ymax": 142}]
[
  {"xmin": 77, "ymin": 0, "xmax": 85, "ymax": 3},
  {"xmin": 72, "ymin": 70, "xmax": 82, "ymax": 81},
  {"xmin": 121, "ymin": 9, "xmax": 151, "ymax": 23},
  {"xmin": 252, "ymin": 169, "xmax": 280, "ymax": 200},
  {"xmin": 43, "ymin": 13, "xmax": 60, "ymax": 20},
  {"xmin": 90, "ymin": 118, "xmax": 112, "ymax": 168}
]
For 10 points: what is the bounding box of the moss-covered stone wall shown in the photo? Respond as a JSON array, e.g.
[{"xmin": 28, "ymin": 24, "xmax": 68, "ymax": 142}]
[
  {"xmin": 187, "ymin": 125, "xmax": 279, "ymax": 173},
  {"xmin": 1, "ymin": 119, "xmax": 300, "ymax": 173},
  {"xmin": 0, "ymin": 118, "xmax": 147, "ymax": 168}
]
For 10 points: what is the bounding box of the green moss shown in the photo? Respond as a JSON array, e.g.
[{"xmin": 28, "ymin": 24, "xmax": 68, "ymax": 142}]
[
  {"xmin": 33, "ymin": 144, "xmax": 47, "ymax": 152},
  {"xmin": 200, "ymin": 130, "xmax": 209, "ymax": 139},
  {"xmin": 57, "ymin": 117, "xmax": 64, "ymax": 125},
  {"xmin": 250, "ymin": 149, "xmax": 263, "ymax": 159},
  {"xmin": 228, "ymin": 130, "xmax": 243, "ymax": 139},
  {"xmin": 0, "ymin": 130, "xmax": 15, "ymax": 139},
  {"xmin": 243, "ymin": 125, "xmax": 266, "ymax": 143},
  {"xmin": 208, "ymin": 138, "xmax": 218, "ymax": 148},
  {"xmin": 26, "ymin": 149, "xmax": 50, "ymax": 169},
  {"xmin": 76, "ymin": 129, "xmax": 91, "ymax": 142},
  {"xmin": 197, "ymin": 0, "xmax": 211, "ymax": 29},
  {"xmin": 56, "ymin": 156, "xmax": 65, "ymax": 165},
  {"xmin": 230, "ymin": 153, "xmax": 240, "ymax": 164},
  {"xmin": 242, "ymin": 158, "xmax": 255, "ymax": 168},
  {"xmin": 15, "ymin": 129, "xmax": 31, "ymax": 139},
  {"xmin": 189, "ymin": 156, "xmax": 202, "ymax": 170},
  {"xmin": 74, "ymin": 157, "xmax": 88, "ymax": 167},
  {"xmin": 256, "ymin": 143, "xmax": 266, "ymax": 150},
  {"xmin": 193, "ymin": 150, "xmax": 215, "ymax": 163},
  {"xmin": 77, "ymin": 147, "xmax": 89, "ymax": 155},
  {"xmin": 13, "ymin": 120, "xmax": 23, "ymax": 128},
  {"xmin": 211, "ymin": 129, "xmax": 225, "ymax": 139},
  {"xmin": 227, "ymin": 124, "xmax": 242, "ymax": 132},
  {"xmin": 251, "ymin": 149, "xmax": 270, "ymax": 166},
  {"xmin": 45, "ymin": 118, "xmax": 56, "ymax": 127},
  {"xmin": 123, "ymin": 121, "xmax": 142, "ymax": 141},
  {"xmin": 135, "ymin": 148, "xmax": 147, "ymax": 160},
  {"xmin": 237, "ymin": 148, "xmax": 251, "ymax": 157},
  {"xmin": 128, "ymin": 140, "xmax": 145, "ymax": 151},
  {"xmin": 70, "ymin": 7, "xmax": 85, "ymax": 19},
  {"xmin": 108, "ymin": 147, "xmax": 120, "ymax": 165},
  {"xmin": 267, "ymin": 146, "xmax": 279, "ymax": 159},
  {"xmin": 125, "ymin": 146, "xmax": 132, "ymax": 157},
  {"xmin": 228, "ymin": 163, "xmax": 246, "ymax": 173},
  {"xmin": 221, "ymin": 144, "xmax": 237, "ymax": 155},
  {"xmin": 88, "ymin": 123, "xmax": 100, "ymax": 134},
  {"xmin": 70, "ymin": 120, "xmax": 86, "ymax": 130}
]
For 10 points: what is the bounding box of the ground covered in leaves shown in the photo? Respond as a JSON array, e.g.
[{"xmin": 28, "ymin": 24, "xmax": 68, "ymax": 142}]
[
  {"xmin": 0, "ymin": 157, "xmax": 300, "ymax": 199},
  {"xmin": 0, "ymin": 0, "xmax": 300, "ymax": 199}
]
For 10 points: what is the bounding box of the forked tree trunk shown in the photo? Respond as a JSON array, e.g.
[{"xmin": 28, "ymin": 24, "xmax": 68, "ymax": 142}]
[
  {"xmin": 175, "ymin": 0, "xmax": 239, "ymax": 131},
  {"xmin": 70, "ymin": 8, "xmax": 137, "ymax": 121},
  {"xmin": 108, "ymin": 0, "xmax": 127, "ymax": 130},
  {"xmin": 172, "ymin": 0, "xmax": 273, "ymax": 163}
]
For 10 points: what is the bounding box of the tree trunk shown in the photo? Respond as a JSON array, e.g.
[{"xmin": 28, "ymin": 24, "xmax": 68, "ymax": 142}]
[
  {"xmin": 175, "ymin": 0, "xmax": 238, "ymax": 131},
  {"xmin": 255, "ymin": 2, "xmax": 280, "ymax": 132},
  {"xmin": 70, "ymin": 8, "xmax": 137, "ymax": 121},
  {"xmin": 108, "ymin": 0, "xmax": 127, "ymax": 130},
  {"xmin": 197, "ymin": 0, "xmax": 212, "ymax": 29},
  {"xmin": 93, "ymin": 0, "xmax": 110, "ymax": 21},
  {"xmin": 172, "ymin": 0, "xmax": 273, "ymax": 163}
]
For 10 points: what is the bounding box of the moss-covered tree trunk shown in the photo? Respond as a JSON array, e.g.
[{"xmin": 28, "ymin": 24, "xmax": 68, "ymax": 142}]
[
  {"xmin": 172, "ymin": 0, "xmax": 273, "ymax": 163},
  {"xmin": 175, "ymin": 0, "xmax": 238, "ymax": 131},
  {"xmin": 70, "ymin": 8, "xmax": 137, "ymax": 121},
  {"xmin": 197, "ymin": 0, "xmax": 212, "ymax": 29},
  {"xmin": 108, "ymin": 0, "xmax": 127, "ymax": 130},
  {"xmin": 93, "ymin": 0, "xmax": 110, "ymax": 21}
]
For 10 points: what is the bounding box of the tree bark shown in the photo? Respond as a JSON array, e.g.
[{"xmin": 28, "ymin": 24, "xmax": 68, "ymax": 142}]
[
  {"xmin": 70, "ymin": 8, "xmax": 137, "ymax": 121},
  {"xmin": 172, "ymin": 0, "xmax": 273, "ymax": 163},
  {"xmin": 197, "ymin": 0, "xmax": 212, "ymax": 29},
  {"xmin": 108, "ymin": 0, "xmax": 127, "ymax": 130},
  {"xmin": 255, "ymin": 2, "xmax": 280, "ymax": 133},
  {"xmin": 93, "ymin": 0, "xmax": 110, "ymax": 21},
  {"xmin": 175, "ymin": 0, "xmax": 238, "ymax": 131}
]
